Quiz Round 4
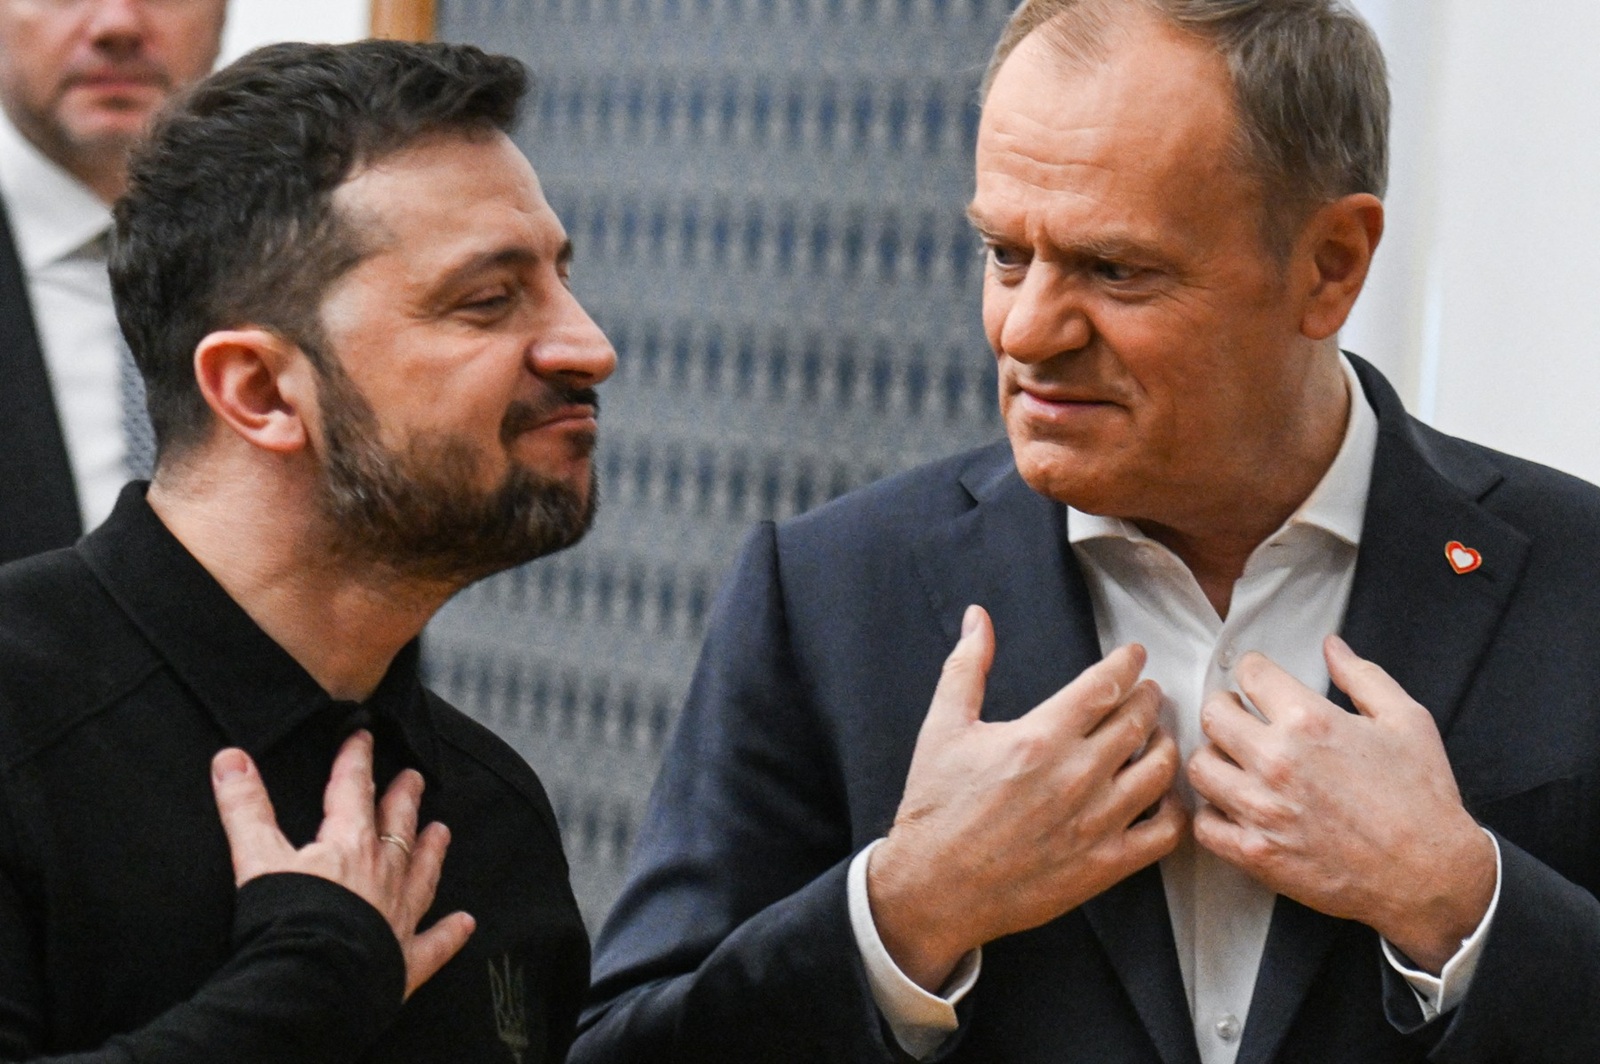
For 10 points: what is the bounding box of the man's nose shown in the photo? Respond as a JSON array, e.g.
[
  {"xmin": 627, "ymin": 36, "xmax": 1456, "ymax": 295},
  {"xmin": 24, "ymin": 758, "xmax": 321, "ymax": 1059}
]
[
  {"xmin": 994, "ymin": 265, "xmax": 1092, "ymax": 365},
  {"xmin": 528, "ymin": 287, "xmax": 617, "ymax": 385},
  {"xmin": 83, "ymin": 0, "xmax": 148, "ymax": 50}
]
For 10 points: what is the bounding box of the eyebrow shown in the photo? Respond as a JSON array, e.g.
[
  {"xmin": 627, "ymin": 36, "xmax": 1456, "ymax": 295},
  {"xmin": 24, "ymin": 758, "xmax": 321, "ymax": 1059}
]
[
  {"xmin": 438, "ymin": 239, "xmax": 575, "ymax": 286},
  {"xmin": 965, "ymin": 206, "xmax": 1162, "ymax": 263},
  {"xmin": 965, "ymin": 203, "xmax": 998, "ymax": 237}
]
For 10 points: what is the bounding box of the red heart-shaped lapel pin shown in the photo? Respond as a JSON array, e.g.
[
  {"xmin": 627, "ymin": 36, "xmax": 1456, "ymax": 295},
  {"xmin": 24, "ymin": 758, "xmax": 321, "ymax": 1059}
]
[{"xmin": 1445, "ymin": 541, "xmax": 1482, "ymax": 575}]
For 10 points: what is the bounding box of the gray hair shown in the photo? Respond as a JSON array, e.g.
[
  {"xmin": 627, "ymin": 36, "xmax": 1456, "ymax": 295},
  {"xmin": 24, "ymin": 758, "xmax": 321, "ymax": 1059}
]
[{"xmin": 983, "ymin": 0, "xmax": 1389, "ymax": 249}]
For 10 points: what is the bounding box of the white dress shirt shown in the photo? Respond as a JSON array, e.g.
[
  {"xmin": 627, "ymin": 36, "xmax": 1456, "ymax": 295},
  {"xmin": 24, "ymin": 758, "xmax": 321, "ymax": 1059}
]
[
  {"xmin": 0, "ymin": 111, "xmax": 128, "ymax": 531},
  {"xmin": 848, "ymin": 356, "xmax": 1501, "ymax": 1060}
]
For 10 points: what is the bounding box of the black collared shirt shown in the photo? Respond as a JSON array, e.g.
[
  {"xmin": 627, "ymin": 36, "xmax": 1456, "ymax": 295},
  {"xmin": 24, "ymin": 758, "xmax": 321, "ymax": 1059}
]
[{"xmin": 0, "ymin": 486, "xmax": 588, "ymax": 1063}]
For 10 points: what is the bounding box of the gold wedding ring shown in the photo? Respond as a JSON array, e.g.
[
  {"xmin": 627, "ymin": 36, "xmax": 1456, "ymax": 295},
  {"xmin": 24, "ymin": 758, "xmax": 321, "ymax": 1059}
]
[{"xmin": 378, "ymin": 833, "xmax": 413, "ymax": 857}]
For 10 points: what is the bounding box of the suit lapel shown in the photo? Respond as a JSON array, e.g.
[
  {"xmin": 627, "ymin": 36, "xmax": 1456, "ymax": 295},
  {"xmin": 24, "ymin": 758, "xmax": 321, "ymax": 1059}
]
[
  {"xmin": 1236, "ymin": 358, "xmax": 1530, "ymax": 1064},
  {"xmin": 910, "ymin": 452, "xmax": 1099, "ymax": 721},
  {"xmin": 1083, "ymin": 866, "xmax": 1203, "ymax": 1064},
  {"xmin": 1335, "ymin": 423, "xmax": 1528, "ymax": 738},
  {"xmin": 911, "ymin": 453, "xmax": 1200, "ymax": 1064}
]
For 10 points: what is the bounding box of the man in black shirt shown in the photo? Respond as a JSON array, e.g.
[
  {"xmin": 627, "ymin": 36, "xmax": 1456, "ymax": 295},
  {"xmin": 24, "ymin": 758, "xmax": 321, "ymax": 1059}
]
[{"xmin": 0, "ymin": 40, "xmax": 612, "ymax": 1062}]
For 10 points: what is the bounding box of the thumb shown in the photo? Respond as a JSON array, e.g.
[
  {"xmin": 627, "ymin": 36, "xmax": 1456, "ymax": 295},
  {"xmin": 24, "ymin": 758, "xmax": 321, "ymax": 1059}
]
[
  {"xmin": 1324, "ymin": 635, "xmax": 1423, "ymax": 722},
  {"xmin": 211, "ymin": 748, "xmax": 291, "ymax": 887},
  {"xmin": 921, "ymin": 605, "xmax": 996, "ymax": 735}
]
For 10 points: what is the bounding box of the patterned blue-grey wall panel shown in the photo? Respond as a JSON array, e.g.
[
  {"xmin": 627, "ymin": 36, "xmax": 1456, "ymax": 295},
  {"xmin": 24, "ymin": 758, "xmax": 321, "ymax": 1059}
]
[{"xmin": 432, "ymin": 0, "xmax": 1013, "ymax": 931}]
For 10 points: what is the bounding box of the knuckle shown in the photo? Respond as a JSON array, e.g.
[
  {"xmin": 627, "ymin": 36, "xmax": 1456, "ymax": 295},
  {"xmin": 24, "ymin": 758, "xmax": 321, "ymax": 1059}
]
[
  {"xmin": 1118, "ymin": 712, "xmax": 1148, "ymax": 752},
  {"xmin": 1257, "ymin": 796, "xmax": 1297, "ymax": 833},
  {"xmin": 939, "ymin": 652, "xmax": 972, "ymax": 681},
  {"xmin": 1088, "ymin": 671, "xmax": 1123, "ymax": 708},
  {"xmin": 1296, "ymin": 708, "xmax": 1334, "ymax": 741},
  {"xmin": 1151, "ymin": 811, "xmax": 1185, "ymax": 852},
  {"xmin": 1131, "ymin": 686, "xmax": 1161, "ymax": 726},
  {"xmin": 1146, "ymin": 738, "xmax": 1181, "ymax": 780},
  {"xmin": 1258, "ymin": 748, "xmax": 1296, "ymax": 790},
  {"xmin": 1237, "ymin": 831, "xmax": 1274, "ymax": 866},
  {"xmin": 1352, "ymin": 658, "xmax": 1391, "ymax": 686},
  {"xmin": 1008, "ymin": 728, "xmax": 1052, "ymax": 771}
]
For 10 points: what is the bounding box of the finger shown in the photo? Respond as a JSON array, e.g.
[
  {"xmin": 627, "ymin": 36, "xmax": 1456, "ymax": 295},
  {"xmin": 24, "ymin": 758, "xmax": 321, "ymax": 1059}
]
[
  {"xmin": 1106, "ymin": 725, "xmax": 1180, "ymax": 819},
  {"xmin": 1191, "ymin": 802, "xmax": 1253, "ymax": 868},
  {"xmin": 1198, "ymin": 690, "xmax": 1267, "ymax": 769},
  {"xmin": 921, "ymin": 605, "xmax": 996, "ymax": 735},
  {"xmin": 1086, "ymin": 679, "xmax": 1162, "ymax": 764},
  {"xmin": 397, "ymin": 821, "xmax": 452, "ymax": 934},
  {"xmin": 211, "ymin": 748, "xmax": 292, "ymax": 886},
  {"xmin": 1035, "ymin": 643, "xmax": 1148, "ymax": 736},
  {"xmin": 1186, "ymin": 741, "xmax": 1257, "ymax": 818},
  {"xmin": 1325, "ymin": 635, "xmax": 1425, "ymax": 722},
  {"xmin": 1115, "ymin": 791, "xmax": 1187, "ymax": 867},
  {"xmin": 1232, "ymin": 652, "xmax": 1323, "ymax": 725},
  {"xmin": 319, "ymin": 730, "xmax": 378, "ymax": 847},
  {"xmin": 377, "ymin": 769, "xmax": 425, "ymax": 857},
  {"xmin": 403, "ymin": 911, "xmax": 476, "ymax": 1000}
]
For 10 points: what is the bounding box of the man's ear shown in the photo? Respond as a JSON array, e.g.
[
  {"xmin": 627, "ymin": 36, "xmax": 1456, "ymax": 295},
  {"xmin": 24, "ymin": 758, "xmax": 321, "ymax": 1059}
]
[
  {"xmin": 192, "ymin": 328, "xmax": 318, "ymax": 454},
  {"xmin": 1295, "ymin": 193, "xmax": 1385, "ymax": 341}
]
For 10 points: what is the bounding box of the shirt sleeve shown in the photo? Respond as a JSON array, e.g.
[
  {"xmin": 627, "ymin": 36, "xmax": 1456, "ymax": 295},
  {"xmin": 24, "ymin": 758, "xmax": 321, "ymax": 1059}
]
[
  {"xmin": 0, "ymin": 870, "xmax": 406, "ymax": 1064},
  {"xmin": 1380, "ymin": 830, "xmax": 1503, "ymax": 1021},
  {"xmin": 846, "ymin": 840, "xmax": 981, "ymax": 1060}
]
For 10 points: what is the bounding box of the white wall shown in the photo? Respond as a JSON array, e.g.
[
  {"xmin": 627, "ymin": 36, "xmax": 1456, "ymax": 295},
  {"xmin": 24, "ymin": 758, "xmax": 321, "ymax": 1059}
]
[
  {"xmin": 1345, "ymin": 0, "xmax": 1600, "ymax": 485},
  {"xmin": 219, "ymin": 0, "xmax": 368, "ymax": 66}
]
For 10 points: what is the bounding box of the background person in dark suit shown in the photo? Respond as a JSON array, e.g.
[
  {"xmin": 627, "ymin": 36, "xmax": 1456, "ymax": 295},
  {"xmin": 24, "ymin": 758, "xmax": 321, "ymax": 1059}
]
[
  {"xmin": 0, "ymin": 0, "xmax": 225, "ymax": 564},
  {"xmin": 575, "ymin": 1, "xmax": 1600, "ymax": 1062}
]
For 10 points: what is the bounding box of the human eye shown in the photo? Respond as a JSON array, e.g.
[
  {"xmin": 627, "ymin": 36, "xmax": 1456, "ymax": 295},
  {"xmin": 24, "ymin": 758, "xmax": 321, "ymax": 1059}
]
[
  {"xmin": 456, "ymin": 285, "xmax": 517, "ymax": 319},
  {"xmin": 983, "ymin": 240, "xmax": 1030, "ymax": 276},
  {"xmin": 1090, "ymin": 258, "xmax": 1145, "ymax": 283}
]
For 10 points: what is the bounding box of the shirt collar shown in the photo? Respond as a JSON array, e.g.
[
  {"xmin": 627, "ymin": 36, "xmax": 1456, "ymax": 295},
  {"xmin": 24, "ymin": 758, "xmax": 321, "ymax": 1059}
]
[
  {"xmin": 0, "ymin": 108, "xmax": 113, "ymax": 270},
  {"xmin": 1069, "ymin": 354, "xmax": 1378, "ymax": 549},
  {"xmin": 77, "ymin": 484, "xmax": 442, "ymax": 782}
]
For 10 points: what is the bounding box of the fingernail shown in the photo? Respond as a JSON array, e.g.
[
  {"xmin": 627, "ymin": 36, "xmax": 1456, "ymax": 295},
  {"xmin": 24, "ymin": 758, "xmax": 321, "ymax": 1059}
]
[
  {"xmin": 961, "ymin": 605, "xmax": 980, "ymax": 638},
  {"xmin": 213, "ymin": 749, "xmax": 250, "ymax": 782},
  {"xmin": 1327, "ymin": 634, "xmax": 1353, "ymax": 658}
]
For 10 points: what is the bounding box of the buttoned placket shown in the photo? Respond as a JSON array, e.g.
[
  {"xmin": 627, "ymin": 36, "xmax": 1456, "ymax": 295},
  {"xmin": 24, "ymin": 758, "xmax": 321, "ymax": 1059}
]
[{"xmin": 1074, "ymin": 515, "xmax": 1359, "ymax": 1064}]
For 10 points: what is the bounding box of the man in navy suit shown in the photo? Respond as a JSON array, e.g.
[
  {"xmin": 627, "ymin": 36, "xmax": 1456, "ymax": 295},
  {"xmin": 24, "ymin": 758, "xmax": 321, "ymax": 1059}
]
[
  {"xmin": 0, "ymin": 0, "xmax": 226, "ymax": 564},
  {"xmin": 575, "ymin": 1, "xmax": 1600, "ymax": 1062}
]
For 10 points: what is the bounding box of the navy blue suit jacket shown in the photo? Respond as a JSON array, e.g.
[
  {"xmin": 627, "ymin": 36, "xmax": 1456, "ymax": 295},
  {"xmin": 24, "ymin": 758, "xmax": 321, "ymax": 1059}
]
[
  {"xmin": 0, "ymin": 196, "xmax": 81, "ymax": 565},
  {"xmin": 576, "ymin": 358, "xmax": 1600, "ymax": 1063}
]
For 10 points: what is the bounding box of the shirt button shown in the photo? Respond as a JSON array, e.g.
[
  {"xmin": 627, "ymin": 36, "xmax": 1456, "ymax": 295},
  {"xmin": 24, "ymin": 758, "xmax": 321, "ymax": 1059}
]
[
  {"xmin": 1217, "ymin": 643, "xmax": 1237, "ymax": 669},
  {"xmin": 1215, "ymin": 1013, "xmax": 1241, "ymax": 1043}
]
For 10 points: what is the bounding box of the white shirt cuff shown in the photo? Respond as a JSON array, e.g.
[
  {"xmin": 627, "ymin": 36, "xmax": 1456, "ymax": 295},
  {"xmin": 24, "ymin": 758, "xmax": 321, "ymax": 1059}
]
[
  {"xmin": 1381, "ymin": 829, "xmax": 1503, "ymax": 1021},
  {"xmin": 847, "ymin": 839, "xmax": 981, "ymax": 1060}
]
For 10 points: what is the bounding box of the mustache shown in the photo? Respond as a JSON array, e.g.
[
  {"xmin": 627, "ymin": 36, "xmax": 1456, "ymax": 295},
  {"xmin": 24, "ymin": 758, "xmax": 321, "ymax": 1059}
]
[
  {"xmin": 499, "ymin": 385, "xmax": 601, "ymax": 444},
  {"xmin": 63, "ymin": 62, "xmax": 172, "ymax": 91}
]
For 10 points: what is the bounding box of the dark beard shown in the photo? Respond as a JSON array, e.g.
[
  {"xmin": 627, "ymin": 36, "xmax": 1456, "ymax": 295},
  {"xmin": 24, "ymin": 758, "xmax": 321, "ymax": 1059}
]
[{"xmin": 315, "ymin": 364, "xmax": 598, "ymax": 587}]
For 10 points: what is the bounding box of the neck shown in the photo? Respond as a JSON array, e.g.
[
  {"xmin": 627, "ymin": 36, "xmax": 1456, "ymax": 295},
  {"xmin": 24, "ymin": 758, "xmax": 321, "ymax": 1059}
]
[
  {"xmin": 147, "ymin": 449, "xmax": 458, "ymax": 701},
  {"xmin": 1136, "ymin": 352, "xmax": 1352, "ymax": 618}
]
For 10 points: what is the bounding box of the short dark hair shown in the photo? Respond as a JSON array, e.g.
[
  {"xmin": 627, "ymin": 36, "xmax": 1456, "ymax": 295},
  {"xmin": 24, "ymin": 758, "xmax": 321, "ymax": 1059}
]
[
  {"xmin": 983, "ymin": 0, "xmax": 1389, "ymax": 253},
  {"xmin": 110, "ymin": 39, "xmax": 529, "ymax": 459}
]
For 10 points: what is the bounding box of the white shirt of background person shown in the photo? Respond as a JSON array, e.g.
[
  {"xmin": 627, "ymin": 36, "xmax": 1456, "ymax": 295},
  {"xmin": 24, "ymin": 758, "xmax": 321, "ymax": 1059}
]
[{"xmin": 0, "ymin": 109, "xmax": 130, "ymax": 529}]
